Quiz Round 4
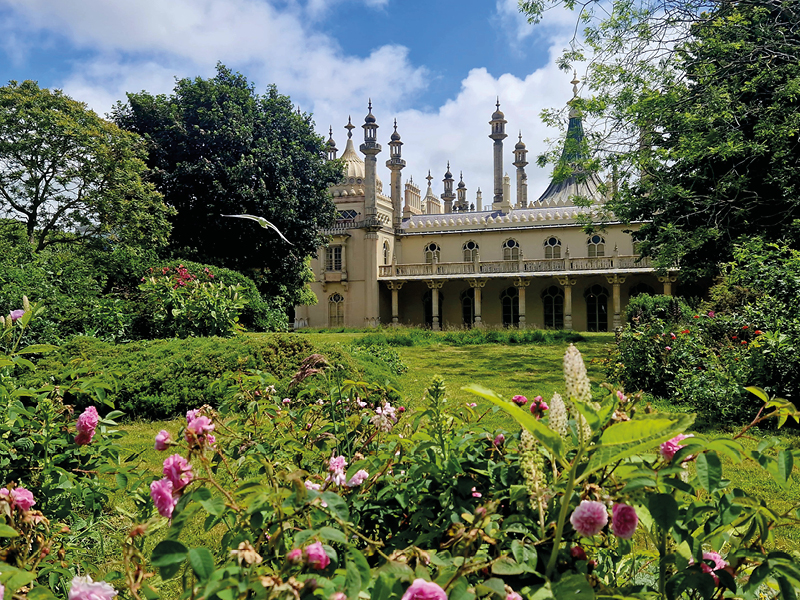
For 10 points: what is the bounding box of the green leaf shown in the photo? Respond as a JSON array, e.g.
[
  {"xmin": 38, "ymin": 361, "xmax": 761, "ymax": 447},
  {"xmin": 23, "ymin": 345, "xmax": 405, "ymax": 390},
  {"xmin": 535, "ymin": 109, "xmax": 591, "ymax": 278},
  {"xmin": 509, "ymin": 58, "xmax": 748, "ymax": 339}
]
[
  {"xmin": 463, "ymin": 384, "xmax": 563, "ymax": 461},
  {"xmin": 26, "ymin": 587, "xmax": 56, "ymax": 600},
  {"xmin": 319, "ymin": 526, "xmax": 348, "ymax": 545},
  {"xmin": 475, "ymin": 578, "xmax": 507, "ymax": 599},
  {"xmin": 491, "ymin": 556, "xmax": 525, "ymax": 575},
  {"xmin": 695, "ymin": 451, "xmax": 723, "ymax": 492},
  {"xmin": 188, "ymin": 547, "xmax": 215, "ymax": 581},
  {"xmin": 345, "ymin": 559, "xmax": 361, "ymax": 600},
  {"xmin": 777, "ymin": 449, "xmax": 794, "ymax": 484},
  {"xmin": 3, "ymin": 570, "xmax": 36, "ymax": 593},
  {"xmin": 648, "ymin": 493, "xmax": 679, "ymax": 531},
  {"xmin": 746, "ymin": 386, "xmax": 769, "ymax": 403},
  {"xmin": 151, "ymin": 540, "xmax": 188, "ymax": 567},
  {"xmin": 552, "ymin": 574, "xmax": 595, "ymax": 599},
  {"xmin": 585, "ymin": 413, "xmax": 695, "ymax": 477},
  {"xmin": 0, "ymin": 525, "xmax": 19, "ymax": 538},
  {"xmin": 198, "ymin": 496, "xmax": 227, "ymax": 516},
  {"xmin": 348, "ymin": 548, "xmax": 371, "ymax": 592},
  {"xmin": 320, "ymin": 492, "xmax": 350, "ymax": 521},
  {"xmin": 16, "ymin": 344, "xmax": 57, "ymax": 355}
]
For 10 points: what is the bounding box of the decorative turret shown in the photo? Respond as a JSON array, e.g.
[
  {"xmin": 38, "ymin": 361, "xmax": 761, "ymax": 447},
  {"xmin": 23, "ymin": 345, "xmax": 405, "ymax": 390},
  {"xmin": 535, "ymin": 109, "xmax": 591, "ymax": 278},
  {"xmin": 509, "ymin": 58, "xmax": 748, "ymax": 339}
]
[
  {"xmin": 513, "ymin": 132, "xmax": 528, "ymax": 208},
  {"xmin": 441, "ymin": 162, "xmax": 456, "ymax": 213},
  {"xmin": 424, "ymin": 170, "xmax": 442, "ymax": 214},
  {"xmin": 326, "ymin": 126, "xmax": 338, "ymax": 161},
  {"xmin": 360, "ymin": 100, "xmax": 382, "ymax": 219},
  {"xmin": 386, "ymin": 119, "xmax": 406, "ymax": 227},
  {"xmin": 489, "ymin": 98, "xmax": 510, "ymax": 212},
  {"xmin": 476, "ymin": 187, "xmax": 483, "ymax": 212},
  {"xmin": 456, "ymin": 172, "xmax": 468, "ymax": 211},
  {"xmin": 403, "ymin": 176, "xmax": 422, "ymax": 218}
]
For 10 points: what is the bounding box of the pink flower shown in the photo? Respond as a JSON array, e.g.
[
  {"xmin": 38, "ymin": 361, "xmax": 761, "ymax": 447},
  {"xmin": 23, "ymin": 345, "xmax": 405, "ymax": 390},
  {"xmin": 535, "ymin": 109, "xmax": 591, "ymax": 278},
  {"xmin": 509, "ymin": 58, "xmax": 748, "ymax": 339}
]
[
  {"xmin": 401, "ymin": 579, "xmax": 447, "ymax": 600},
  {"xmin": 68, "ymin": 575, "xmax": 118, "ymax": 600},
  {"xmin": 3, "ymin": 486, "xmax": 36, "ymax": 511},
  {"xmin": 466, "ymin": 402, "xmax": 477, "ymax": 408},
  {"xmin": 75, "ymin": 431, "xmax": 94, "ymax": 445},
  {"xmin": 282, "ymin": 398, "xmax": 291, "ymax": 405},
  {"xmin": 75, "ymin": 406, "xmax": 99, "ymax": 444},
  {"xmin": 163, "ymin": 454, "xmax": 193, "ymax": 491},
  {"xmin": 304, "ymin": 541, "xmax": 330, "ymax": 569},
  {"xmin": 471, "ymin": 487, "xmax": 482, "ymax": 498},
  {"xmin": 570, "ymin": 500, "xmax": 608, "ymax": 537},
  {"xmin": 493, "ymin": 433, "xmax": 505, "ymax": 446},
  {"xmin": 150, "ymin": 478, "xmax": 178, "ymax": 518},
  {"xmin": 670, "ymin": 332, "xmax": 676, "ymax": 340},
  {"xmin": 8, "ymin": 309, "xmax": 24, "ymax": 323},
  {"xmin": 287, "ymin": 548, "xmax": 304, "ymax": 564},
  {"xmin": 660, "ymin": 434, "xmax": 693, "ymax": 461},
  {"xmin": 154, "ymin": 430, "xmax": 172, "ymax": 451},
  {"xmin": 305, "ymin": 481, "xmax": 322, "ymax": 491},
  {"xmin": 512, "ymin": 395, "xmax": 528, "ymax": 406},
  {"xmin": 506, "ymin": 593, "xmax": 522, "ymax": 600},
  {"xmin": 611, "ymin": 503, "xmax": 638, "ymax": 539},
  {"xmin": 331, "ymin": 593, "xmax": 347, "ymax": 600},
  {"xmin": 690, "ymin": 551, "xmax": 728, "ymax": 585},
  {"xmin": 186, "ymin": 409, "xmax": 199, "ymax": 423},
  {"xmin": 187, "ymin": 415, "xmax": 214, "ymax": 436},
  {"xmin": 665, "ymin": 346, "xmax": 672, "ymax": 351},
  {"xmin": 708, "ymin": 311, "xmax": 715, "ymax": 318},
  {"xmin": 538, "ymin": 400, "xmax": 549, "ymax": 411},
  {"xmin": 346, "ymin": 469, "xmax": 369, "ymax": 487}
]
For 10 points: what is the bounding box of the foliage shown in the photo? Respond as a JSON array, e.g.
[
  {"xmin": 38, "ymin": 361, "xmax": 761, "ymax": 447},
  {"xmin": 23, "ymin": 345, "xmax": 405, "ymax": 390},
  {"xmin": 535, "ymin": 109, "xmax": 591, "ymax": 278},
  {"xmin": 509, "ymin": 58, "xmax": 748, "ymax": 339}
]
[
  {"xmin": 112, "ymin": 63, "xmax": 342, "ymax": 305},
  {"xmin": 521, "ymin": 0, "xmax": 800, "ymax": 281},
  {"xmin": 625, "ymin": 294, "xmax": 691, "ymax": 325},
  {"xmin": 0, "ymin": 80, "xmax": 174, "ymax": 252},
  {"xmin": 333, "ymin": 328, "xmax": 585, "ymax": 348}
]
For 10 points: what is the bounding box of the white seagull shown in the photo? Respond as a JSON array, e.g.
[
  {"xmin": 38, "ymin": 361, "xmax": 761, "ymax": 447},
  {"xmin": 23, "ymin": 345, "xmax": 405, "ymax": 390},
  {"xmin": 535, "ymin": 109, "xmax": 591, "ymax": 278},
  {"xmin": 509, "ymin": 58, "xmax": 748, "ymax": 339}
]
[{"xmin": 221, "ymin": 214, "xmax": 293, "ymax": 245}]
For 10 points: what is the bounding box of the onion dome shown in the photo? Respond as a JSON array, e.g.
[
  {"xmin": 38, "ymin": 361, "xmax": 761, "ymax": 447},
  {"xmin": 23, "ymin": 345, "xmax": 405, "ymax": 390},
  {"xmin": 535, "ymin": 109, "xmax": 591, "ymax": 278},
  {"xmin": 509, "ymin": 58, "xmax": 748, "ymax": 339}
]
[
  {"xmin": 390, "ymin": 119, "xmax": 401, "ymax": 141},
  {"xmin": 515, "ymin": 132, "xmax": 526, "ymax": 150},
  {"xmin": 364, "ymin": 99, "xmax": 376, "ymax": 124},
  {"xmin": 491, "ymin": 98, "xmax": 505, "ymax": 120}
]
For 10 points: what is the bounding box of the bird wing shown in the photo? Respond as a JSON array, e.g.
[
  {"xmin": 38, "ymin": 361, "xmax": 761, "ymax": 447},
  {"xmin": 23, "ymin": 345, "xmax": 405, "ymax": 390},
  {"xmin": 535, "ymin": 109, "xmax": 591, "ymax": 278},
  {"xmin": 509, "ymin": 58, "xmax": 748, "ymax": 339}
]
[{"xmin": 221, "ymin": 214, "xmax": 294, "ymax": 245}]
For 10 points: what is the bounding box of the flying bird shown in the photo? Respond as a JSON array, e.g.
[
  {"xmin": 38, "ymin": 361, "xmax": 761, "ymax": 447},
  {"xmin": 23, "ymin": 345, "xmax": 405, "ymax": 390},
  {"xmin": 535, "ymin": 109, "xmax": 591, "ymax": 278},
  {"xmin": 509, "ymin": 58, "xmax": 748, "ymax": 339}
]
[{"xmin": 221, "ymin": 214, "xmax": 294, "ymax": 245}]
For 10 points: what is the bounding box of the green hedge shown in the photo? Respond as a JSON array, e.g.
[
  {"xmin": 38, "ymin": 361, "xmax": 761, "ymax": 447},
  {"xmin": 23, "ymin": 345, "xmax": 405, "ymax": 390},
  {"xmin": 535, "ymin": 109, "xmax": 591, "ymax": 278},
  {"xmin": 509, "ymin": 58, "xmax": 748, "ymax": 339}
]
[{"xmin": 28, "ymin": 334, "xmax": 400, "ymax": 420}]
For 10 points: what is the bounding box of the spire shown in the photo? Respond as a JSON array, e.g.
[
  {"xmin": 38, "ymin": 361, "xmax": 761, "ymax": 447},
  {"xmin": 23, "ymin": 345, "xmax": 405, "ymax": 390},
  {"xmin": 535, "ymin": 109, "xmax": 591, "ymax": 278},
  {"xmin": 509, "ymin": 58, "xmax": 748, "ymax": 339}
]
[
  {"xmin": 326, "ymin": 125, "xmax": 338, "ymax": 161},
  {"xmin": 345, "ymin": 116, "xmax": 354, "ymax": 139},
  {"xmin": 426, "ymin": 170, "xmax": 433, "ymax": 189}
]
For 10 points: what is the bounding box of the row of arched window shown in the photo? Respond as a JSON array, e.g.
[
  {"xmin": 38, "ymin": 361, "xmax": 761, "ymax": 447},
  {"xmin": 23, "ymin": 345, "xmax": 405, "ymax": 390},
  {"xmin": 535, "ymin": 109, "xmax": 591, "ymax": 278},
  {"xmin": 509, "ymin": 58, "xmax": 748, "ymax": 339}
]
[
  {"xmin": 422, "ymin": 236, "xmax": 607, "ymax": 264},
  {"xmin": 327, "ymin": 282, "xmax": 655, "ymax": 331}
]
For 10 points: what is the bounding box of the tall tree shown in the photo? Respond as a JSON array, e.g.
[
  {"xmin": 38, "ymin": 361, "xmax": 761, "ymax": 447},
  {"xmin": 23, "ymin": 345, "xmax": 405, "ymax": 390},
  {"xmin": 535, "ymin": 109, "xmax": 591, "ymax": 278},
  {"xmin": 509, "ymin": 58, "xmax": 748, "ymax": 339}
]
[
  {"xmin": 0, "ymin": 81, "xmax": 173, "ymax": 252},
  {"xmin": 112, "ymin": 64, "xmax": 341, "ymax": 303},
  {"xmin": 523, "ymin": 0, "xmax": 800, "ymax": 281}
]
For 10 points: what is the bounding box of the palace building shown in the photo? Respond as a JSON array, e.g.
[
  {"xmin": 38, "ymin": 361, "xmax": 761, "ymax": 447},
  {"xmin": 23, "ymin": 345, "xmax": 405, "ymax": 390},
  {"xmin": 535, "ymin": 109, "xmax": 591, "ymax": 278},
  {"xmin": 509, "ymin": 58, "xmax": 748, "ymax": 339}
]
[{"xmin": 294, "ymin": 77, "xmax": 677, "ymax": 331}]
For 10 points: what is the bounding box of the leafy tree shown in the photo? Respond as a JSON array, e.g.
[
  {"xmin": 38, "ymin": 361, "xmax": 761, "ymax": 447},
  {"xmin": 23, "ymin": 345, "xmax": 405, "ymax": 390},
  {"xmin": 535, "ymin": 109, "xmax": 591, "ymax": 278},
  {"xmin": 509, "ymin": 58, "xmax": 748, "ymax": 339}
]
[
  {"xmin": 112, "ymin": 64, "xmax": 341, "ymax": 304},
  {"xmin": 522, "ymin": 0, "xmax": 800, "ymax": 281},
  {"xmin": 0, "ymin": 80, "xmax": 173, "ymax": 251}
]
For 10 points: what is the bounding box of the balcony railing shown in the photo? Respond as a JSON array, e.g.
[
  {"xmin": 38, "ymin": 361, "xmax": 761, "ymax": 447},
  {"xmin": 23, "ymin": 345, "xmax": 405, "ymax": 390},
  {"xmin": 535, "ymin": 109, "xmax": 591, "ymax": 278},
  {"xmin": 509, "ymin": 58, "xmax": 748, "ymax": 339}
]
[{"xmin": 378, "ymin": 255, "xmax": 652, "ymax": 278}]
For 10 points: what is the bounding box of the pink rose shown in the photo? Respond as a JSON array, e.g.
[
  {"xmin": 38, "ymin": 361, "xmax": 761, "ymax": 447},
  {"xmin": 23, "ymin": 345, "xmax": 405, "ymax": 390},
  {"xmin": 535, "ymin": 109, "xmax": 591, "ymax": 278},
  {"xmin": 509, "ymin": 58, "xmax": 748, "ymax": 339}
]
[
  {"xmin": 75, "ymin": 431, "xmax": 94, "ymax": 446},
  {"xmin": 68, "ymin": 575, "xmax": 118, "ymax": 600},
  {"xmin": 187, "ymin": 415, "xmax": 214, "ymax": 436},
  {"xmin": 512, "ymin": 395, "xmax": 528, "ymax": 406},
  {"xmin": 75, "ymin": 406, "xmax": 99, "ymax": 444},
  {"xmin": 493, "ymin": 433, "xmax": 505, "ymax": 446},
  {"xmin": 154, "ymin": 430, "xmax": 172, "ymax": 451},
  {"xmin": 660, "ymin": 434, "xmax": 693, "ymax": 461},
  {"xmin": 401, "ymin": 579, "xmax": 447, "ymax": 600},
  {"xmin": 304, "ymin": 541, "xmax": 330, "ymax": 569},
  {"xmin": 611, "ymin": 503, "xmax": 638, "ymax": 539},
  {"xmin": 506, "ymin": 593, "xmax": 522, "ymax": 600},
  {"xmin": 150, "ymin": 478, "xmax": 178, "ymax": 518},
  {"xmin": 162, "ymin": 454, "xmax": 193, "ymax": 491},
  {"xmin": 329, "ymin": 456, "xmax": 347, "ymax": 472},
  {"xmin": 346, "ymin": 469, "xmax": 369, "ymax": 487},
  {"xmin": 690, "ymin": 551, "xmax": 728, "ymax": 585},
  {"xmin": 186, "ymin": 409, "xmax": 199, "ymax": 423},
  {"xmin": 570, "ymin": 500, "xmax": 608, "ymax": 537},
  {"xmin": 287, "ymin": 548, "xmax": 304, "ymax": 564},
  {"xmin": 471, "ymin": 487, "xmax": 481, "ymax": 498},
  {"xmin": 5, "ymin": 487, "xmax": 36, "ymax": 511},
  {"xmin": 305, "ymin": 481, "xmax": 322, "ymax": 491}
]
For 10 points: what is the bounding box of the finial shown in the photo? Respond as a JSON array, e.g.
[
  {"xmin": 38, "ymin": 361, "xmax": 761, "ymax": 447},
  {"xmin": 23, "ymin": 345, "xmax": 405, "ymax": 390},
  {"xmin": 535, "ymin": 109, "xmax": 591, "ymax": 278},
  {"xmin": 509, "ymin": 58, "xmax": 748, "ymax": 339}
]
[
  {"xmin": 329, "ymin": 126, "xmax": 333, "ymax": 137},
  {"xmin": 496, "ymin": 96, "xmax": 500, "ymax": 109},
  {"xmin": 345, "ymin": 116, "xmax": 354, "ymax": 139},
  {"xmin": 519, "ymin": 131, "xmax": 522, "ymax": 142},
  {"xmin": 571, "ymin": 70, "xmax": 580, "ymax": 98},
  {"xmin": 368, "ymin": 98, "xmax": 372, "ymax": 111},
  {"xmin": 426, "ymin": 170, "xmax": 433, "ymax": 186},
  {"xmin": 447, "ymin": 160, "xmax": 450, "ymax": 169},
  {"xmin": 460, "ymin": 171, "xmax": 463, "ymax": 180},
  {"xmin": 394, "ymin": 118, "xmax": 397, "ymax": 131}
]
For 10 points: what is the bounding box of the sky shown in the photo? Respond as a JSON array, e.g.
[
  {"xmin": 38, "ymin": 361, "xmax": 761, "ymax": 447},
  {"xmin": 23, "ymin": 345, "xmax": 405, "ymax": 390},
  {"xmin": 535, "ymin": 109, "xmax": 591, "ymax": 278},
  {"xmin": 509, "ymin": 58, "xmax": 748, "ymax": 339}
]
[{"xmin": 0, "ymin": 0, "xmax": 586, "ymax": 203}]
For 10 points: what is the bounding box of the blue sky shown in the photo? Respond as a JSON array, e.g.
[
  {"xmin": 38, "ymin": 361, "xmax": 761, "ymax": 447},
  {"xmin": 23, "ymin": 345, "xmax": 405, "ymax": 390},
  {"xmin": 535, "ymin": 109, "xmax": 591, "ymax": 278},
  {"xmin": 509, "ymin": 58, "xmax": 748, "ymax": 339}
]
[{"xmin": 0, "ymin": 0, "xmax": 584, "ymax": 200}]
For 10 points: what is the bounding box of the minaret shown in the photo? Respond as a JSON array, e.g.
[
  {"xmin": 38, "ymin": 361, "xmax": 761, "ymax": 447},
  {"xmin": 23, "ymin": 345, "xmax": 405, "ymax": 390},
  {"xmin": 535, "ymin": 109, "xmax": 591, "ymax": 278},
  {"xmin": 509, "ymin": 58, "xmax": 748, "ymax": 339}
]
[
  {"xmin": 476, "ymin": 188, "xmax": 483, "ymax": 211},
  {"xmin": 441, "ymin": 163, "xmax": 456, "ymax": 213},
  {"xmin": 513, "ymin": 132, "xmax": 528, "ymax": 208},
  {"xmin": 489, "ymin": 98, "xmax": 509, "ymax": 212},
  {"xmin": 503, "ymin": 173, "xmax": 511, "ymax": 206},
  {"xmin": 456, "ymin": 172, "xmax": 468, "ymax": 211},
  {"xmin": 386, "ymin": 119, "xmax": 406, "ymax": 228},
  {"xmin": 326, "ymin": 126, "xmax": 338, "ymax": 161},
  {"xmin": 360, "ymin": 100, "xmax": 381, "ymax": 219}
]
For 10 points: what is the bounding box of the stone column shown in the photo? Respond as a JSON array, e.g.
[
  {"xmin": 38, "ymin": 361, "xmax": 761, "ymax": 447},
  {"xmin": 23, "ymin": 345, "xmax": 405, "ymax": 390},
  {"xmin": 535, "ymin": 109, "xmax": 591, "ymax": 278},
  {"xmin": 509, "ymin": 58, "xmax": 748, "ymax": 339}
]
[
  {"xmin": 364, "ymin": 231, "xmax": 379, "ymax": 327},
  {"xmin": 386, "ymin": 281, "xmax": 406, "ymax": 326},
  {"xmin": 558, "ymin": 276, "xmax": 577, "ymax": 330},
  {"xmin": 658, "ymin": 274, "xmax": 678, "ymax": 296},
  {"xmin": 605, "ymin": 274, "xmax": 627, "ymax": 330},
  {"xmin": 514, "ymin": 277, "xmax": 530, "ymax": 329},
  {"xmin": 469, "ymin": 278, "xmax": 487, "ymax": 327},
  {"xmin": 426, "ymin": 280, "xmax": 444, "ymax": 331}
]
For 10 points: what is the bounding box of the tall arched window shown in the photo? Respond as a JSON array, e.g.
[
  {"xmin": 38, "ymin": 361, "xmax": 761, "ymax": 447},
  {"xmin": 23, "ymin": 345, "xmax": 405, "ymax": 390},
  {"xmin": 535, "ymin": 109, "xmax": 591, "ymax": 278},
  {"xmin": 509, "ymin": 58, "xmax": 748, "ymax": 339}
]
[
  {"xmin": 463, "ymin": 240, "xmax": 479, "ymax": 262},
  {"xmin": 542, "ymin": 286, "xmax": 564, "ymax": 328},
  {"xmin": 383, "ymin": 241, "xmax": 391, "ymax": 265},
  {"xmin": 503, "ymin": 238, "xmax": 520, "ymax": 261},
  {"xmin": 461, "ymin": 288, "xmax": 475, "ymax": 326},
  {"xmin": 584, "ymin": 285, "xmax": 609, "ymax": 332},
  {"xmin": 588, "ymin": 235, "xmax": 605, "ymax": 258},
  {"xmin": 544, "ymin": 236, "xmax": 562, "ymax": 259},
  {"xmin": 424, "ymin": 243, "xmax": 441, "ymax": 264},
  {"xmin": 328, "ymin": 293, "xmax": 345, "ymax": 327},
  {"xmin": 500, "ymin": 287, "xmax": 519, "ymax": 327}
]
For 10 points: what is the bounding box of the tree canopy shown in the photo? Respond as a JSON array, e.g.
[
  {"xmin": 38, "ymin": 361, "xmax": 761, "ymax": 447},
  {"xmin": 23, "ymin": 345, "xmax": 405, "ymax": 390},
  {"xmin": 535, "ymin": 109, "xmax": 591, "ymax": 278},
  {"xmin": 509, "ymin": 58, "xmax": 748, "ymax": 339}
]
[
  {"xmin": 522, "ymin": 0, "xmax": 800, "ymax": 281},
  {"xmin": 112, "ymin": 64, "xmax": 342, "ymax": 304},
  {"xmin": 0, "ymin": 80, "xmax": 174, "ymax": 252}
]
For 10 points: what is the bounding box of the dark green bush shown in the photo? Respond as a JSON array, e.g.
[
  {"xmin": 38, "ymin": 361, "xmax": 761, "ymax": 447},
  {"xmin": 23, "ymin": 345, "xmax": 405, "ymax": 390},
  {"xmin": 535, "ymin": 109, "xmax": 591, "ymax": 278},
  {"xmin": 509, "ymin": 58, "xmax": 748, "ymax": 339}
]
[
  {"xmin": 354, "ymin": 327, "xmax": 584, "ymax": 347},
  {"xmin": 625, "ymin": 293, "xmax": 691, "ymax": 324}
]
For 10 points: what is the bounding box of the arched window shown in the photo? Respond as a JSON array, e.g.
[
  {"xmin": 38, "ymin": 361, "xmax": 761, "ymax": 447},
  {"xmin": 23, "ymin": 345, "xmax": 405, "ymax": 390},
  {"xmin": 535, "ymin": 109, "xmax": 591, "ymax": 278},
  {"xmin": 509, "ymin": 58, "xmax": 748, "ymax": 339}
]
[
  {"xmin": 463, "ymin": 240, "xmax": 479, "ymax": 262},
  {"xmin": 588, "ymin": 235, "xmax": 605, "ymax": 258},
  {"xmin": 503, "ymin": 238, "xmax": 520, "ymax": 261},
  {"xmin": 544, "ymin": 236, "xmax": 562, "ymax": 259},
  {"xmin": 584, "ymin": 285, "xmax": 609, "ymax": 332},
  {"xmin": 461, "ymin": 288, "xmax": 475, "ymax": 326},
  {"xmin": 423, "ymin": 290, "xmax": 444, "ymax": 328},
  {"xmin": 328, "ymin": 293, "xmax": 345, "ymax": 327},
  {"xmin": 424, "ymin": 243, "xmax": 441, "ymax": 264},
  {"xmin": 500, "ymin": 287, "xmax": 519, "ymax": 327},
  {"xmin": 542, "ymin": 286, "xmax": 564, "ymax": 329},
  {"xmin": 629, "ymin": 282, "xmax": 655, "ymax": 298},
  {"xmin": 383, "ymin": 241, "xmax": 391, "ymax": 265}
]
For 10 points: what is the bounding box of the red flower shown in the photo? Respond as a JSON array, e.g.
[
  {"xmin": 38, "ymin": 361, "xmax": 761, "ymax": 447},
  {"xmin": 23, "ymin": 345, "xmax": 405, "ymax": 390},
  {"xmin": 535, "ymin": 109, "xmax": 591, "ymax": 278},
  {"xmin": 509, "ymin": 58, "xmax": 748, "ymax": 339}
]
[
  {"xmin": 682, "ymin": 330, "xmax": 690, "ymax": 334},
  {"xmin": 742, "ymin": 325, "xmax": 749, "ymax": 329},
  {"xmin": 755, "ymin": 330, "xmax": 763, "ymax": 335},
  {"xmin": 732, "ymin": 336, "xmax": 737, "ymax": 340},
  {"xmin": 693, "ymin": 315, "xmax": 700, "ymax": 319},
  {"xmin": 741, "ymin": 340, "xmax": 748, "ymax": 345}
]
